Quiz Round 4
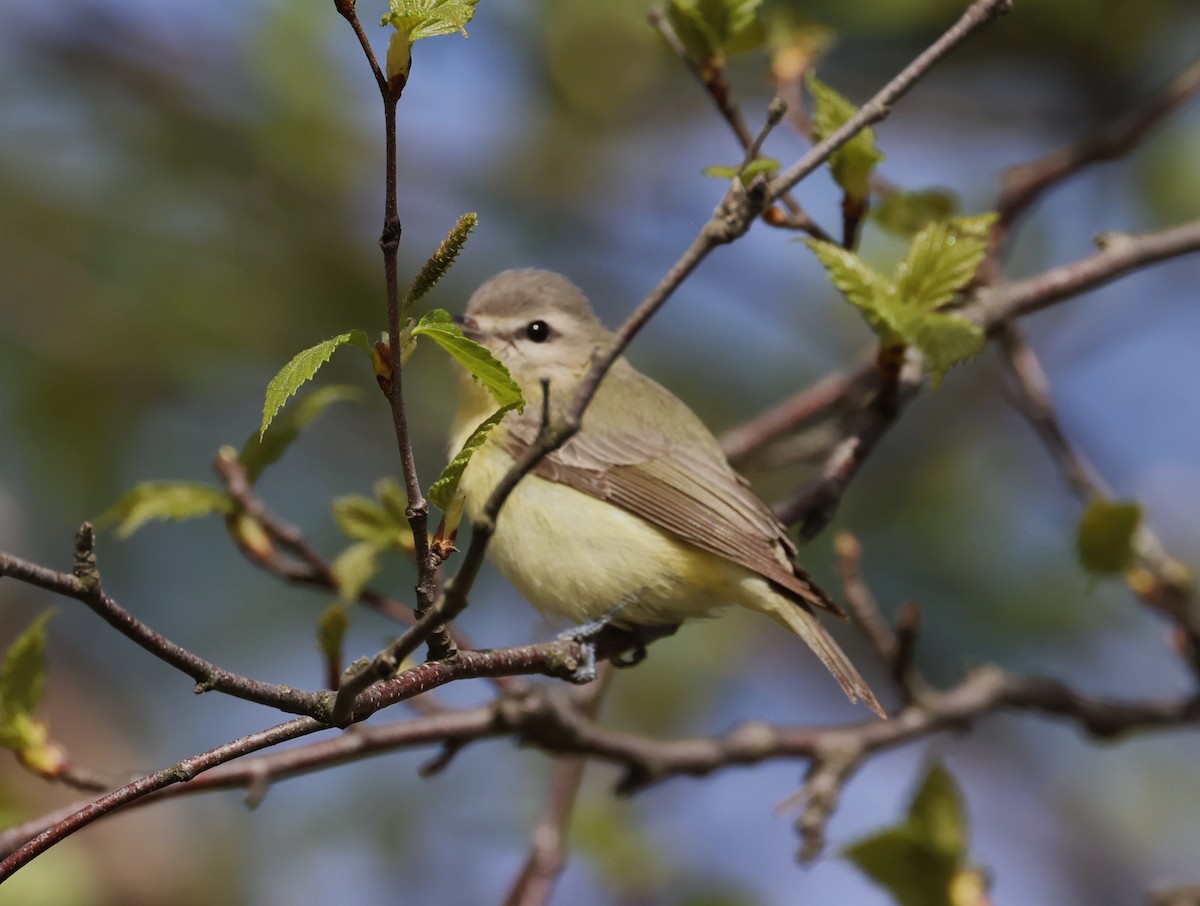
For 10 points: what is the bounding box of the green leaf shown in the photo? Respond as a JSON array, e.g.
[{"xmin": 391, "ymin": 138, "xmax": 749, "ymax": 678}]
[
  {"xmin": 844, "ymin": 761, "xmax": 973, "ymax": 906},
  {"xmin": 260, "ymin": 330, "xmax": 372, "ymax": 438},
  {"xmin": 908, "ymin": 312, "xmax": 985, "ymax": 387},
  {"xmin": 1077, "ymin": 499, "xmax": 1142, "ymax": 575},
  {"xmin": 317, "ymin": 602, "xmax": 350, "ymax": 666},
  {"xmin": 895, "ymin": 214, "xmax": 996, "ymax": 313},
  {"xmin": 667, "ymin": 0, "xmax": 765, "ymax": 63},
  {"xmin": 95, "ymin": 482, "xmax": 234, "ymax": 539},
  {"xmin": 382, "ymin": 0, "xmax": 480, "ymax": 40},
  {"xmin": 403, "ymin": 212, "xmax": 478, "ymax": 320},
  {"xmin": 807, "ymin": 72, "xmax": 885, "ymax": 201},
  {"xmin": 240, "ymin": 385, "xmax": 362, "ymax": 483},
  {"xmin": 331, "ymin": 541, "xmax": 381, "ymax": 602},
  {"xmin": 428, "ymin": 404, "xmax": 515, "ymax": 511},
  {"xmin": 702, "ymin": 157, "xmax": 780, "ymax": 184},
  {"xmin": 908, "ymin": 762, "xmax": 968, "ymax": 858},
  {"xmin": 804, "ymin": 215, "xmax": 991, "ymax": 384},
  {"xmin": 0, "ymin": 611, "xmax": 55, "ymax": 744},
  {"xmin": 412, "ymin": 309, "xmax": 524, "ymax": 409},
  {"xmin": 803, "ymin": 238, "xmax": 897, "ymax": 336},
  {"xmin": 331, "ymin": 478, "xmax": 414, "ymax": 553},
  {"xmin": 375, "ymin": 477, "xmax": 410, "ymax": 526},
  {"xmin": 872, "ymin": 189, "xmax": 960, "ymax": 237}
]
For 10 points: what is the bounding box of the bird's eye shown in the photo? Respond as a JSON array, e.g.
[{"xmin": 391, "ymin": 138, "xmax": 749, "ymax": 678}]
[{"xmin": 525, "ymin": 320, "xmax": 551, "ymax": 343}]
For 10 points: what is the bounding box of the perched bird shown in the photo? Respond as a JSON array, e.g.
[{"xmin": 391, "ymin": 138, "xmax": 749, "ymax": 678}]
[{"xmin": 449, "ymin": 269, "xmax": 882, "ymax": 716}]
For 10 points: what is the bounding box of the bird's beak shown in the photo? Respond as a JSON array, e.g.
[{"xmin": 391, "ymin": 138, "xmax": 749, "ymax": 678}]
[{"xmin": 453, "ymin": 313, "xmax": 483, "ymax": 341}]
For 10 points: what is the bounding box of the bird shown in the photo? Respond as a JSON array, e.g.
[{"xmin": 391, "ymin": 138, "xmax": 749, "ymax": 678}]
[{"xmin": 448, "ymin": 269, "xmax": 882, "ymax": 716}]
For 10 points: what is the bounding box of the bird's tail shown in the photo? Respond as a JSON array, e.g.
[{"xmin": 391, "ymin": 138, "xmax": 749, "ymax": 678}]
[{"xmin": 755, "ymin": 595, "xmax": 885, "ymax": 718}]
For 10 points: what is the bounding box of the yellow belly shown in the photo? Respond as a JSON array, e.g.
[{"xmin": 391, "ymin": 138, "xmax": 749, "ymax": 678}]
[{"xmin": 457, "ymin": 438, "xmax": 733, "ymax": 627}]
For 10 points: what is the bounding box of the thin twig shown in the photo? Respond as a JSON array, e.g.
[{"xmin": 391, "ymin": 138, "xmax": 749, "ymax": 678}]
[
  {"xmin": 720, "ymin": 361, "xmax": 875, "ymax": 468},
  {"xmin": 0, "ymin": 531, "xmax": 325, "ymax": 717},
  {"xmin": 998, "ymin": 55, "xmax": 1200, "ymax": 230},
  {"xmin": 998, "ymin": 325, "xmax": 1200, "ymax": 676},
  {"xmin": 647, "ymin": 8, "xmax": 832, "ymax": 240},
  {"xmin": 767, "ymin": 0, "xmax": 1013, "ymax": 202},
  {"xmin": 966, "ymin": 220, "xmax": 1200, "ymax": 328}
]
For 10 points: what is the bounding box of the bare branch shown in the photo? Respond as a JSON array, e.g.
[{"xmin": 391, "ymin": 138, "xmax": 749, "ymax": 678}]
[
  {"xmin": 0, "ymin": 533, "xmax": 325, "ymax": 717},
  {"xmin": 966, "ymin": 220, "xmax": 1200, "ymax": 327},
  {"xmin": 998, "ymin": 55, "xmax": 1200, "ymax": 231}
]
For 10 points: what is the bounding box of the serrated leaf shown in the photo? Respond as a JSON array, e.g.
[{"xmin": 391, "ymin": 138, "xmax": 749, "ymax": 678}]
[
  {"xmin": 403, "ymin": 213, "xmax": 478, "ymax": 320},
  {"xmin": 807, "ymin": 72, "xmax": 885, "ymax": 201},
  {"xmin": 872, "ymin": 189, "xmax": 960, "ymax": 237},
  {"xmin": 241, "ymin": 385, "xmax": 362, "ymax": 483},
  {"xmin": 844, "ymin": 761, "xmax": 972, "ymax": 906},
  {"xmin": 428, "ymin": 404, "xmax": 515, "ymax": 511},
  {"xmin": 331, "ymin": 541, "xmax": 381, "ymax": 602},
  {"xmin": 95, "ymin": 482, "xmax": 234, "ymax": 539},
  {"xmin": 260, "ymin": 330, "xmax": 372, "ymax": 438},
  {"xmin": 0, "ymin": 611, "xmax": 55, "ymax": 742},
  {"xmin": 909, "ymin": 312, "xmax": 985, "ymax": 387},
  {"xmin": 702, "ymin": 156, "xmax": 780, "ymax": 184},
  {"xmin": 804, "ymin": 238, "xmax": 896, "ymax": 335},
  {"xmin": 1077, "ymin": 499, "xmax": 1142, "ymax": 575},
  {"xmin": 412, "ymin": 309, "xmax": 524, "ymax": 409},
  {"xmin": 895, "ymin": 214, "xmax": 996, "ymax": 313},
  {"xmin": 382, "ymin": 0, "xmax": 479, "ymax": 40}
]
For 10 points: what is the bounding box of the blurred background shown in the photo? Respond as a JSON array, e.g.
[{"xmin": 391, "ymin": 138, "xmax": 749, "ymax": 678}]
[{"xmin": 2, "ymin": 0, "xmax": 1199, "ymax": 903}]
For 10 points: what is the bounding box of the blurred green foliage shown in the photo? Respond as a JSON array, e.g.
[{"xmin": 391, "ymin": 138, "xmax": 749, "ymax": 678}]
[{"xmin": 1, "ymin": 0, "xmax": 1198, "ymax": 903}]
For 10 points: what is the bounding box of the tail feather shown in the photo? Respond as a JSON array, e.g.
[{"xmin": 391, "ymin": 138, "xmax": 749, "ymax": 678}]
[{"xmin": 758, "ymin": 597, "xmax": 885, "ymax": 718}]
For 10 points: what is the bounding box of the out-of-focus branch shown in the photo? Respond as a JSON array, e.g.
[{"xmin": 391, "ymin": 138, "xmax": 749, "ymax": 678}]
[
  {"xmin": 997, "ymin": 55, "xmax": 1200, "ymax": 231},
  {"xmin": 998, "ymin": 325, "xmax": 1200, "ymax": 675},
  {"xmin": 504, "ymin": 666, "xmax": 613, "ymax": 906},
  {"xmin": 721, "ymin": 361, "xmax": 875, "ymax": 468},
  {"xmin": 772, "ymin": 352, "xmax": 923, "ymax": 537}
]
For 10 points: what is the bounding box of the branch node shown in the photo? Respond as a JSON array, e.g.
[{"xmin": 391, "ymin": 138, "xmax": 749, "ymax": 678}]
[{"xmin": 72, "ymin": 522, "xmax": 100, "ymax": 592}]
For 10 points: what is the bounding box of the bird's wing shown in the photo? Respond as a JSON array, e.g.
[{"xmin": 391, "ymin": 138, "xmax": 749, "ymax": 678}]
[{"xmin": 501, "ymin": 363, "xmax": 842, "ymax": 615}]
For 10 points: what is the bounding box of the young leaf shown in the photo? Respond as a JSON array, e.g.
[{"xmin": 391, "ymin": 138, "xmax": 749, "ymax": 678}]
[
  {"xmin": 428, "ymin": 403, "xmax": 516, "ymax": 511},
  {"xmin": 331, "ymin": 541, "xmax": 381, "ymax": 602},
  {"xmin": 807, "ymin": 72, "xmax": 885, "ymax": 202},
  {"xmin": 908, "ymin": 312, "xmax": 985, "ymax": 387},
  {"xmin": 1077, "ymin": 499, "xmax": 1142, "ymax": 575},
  {"xmin": 895, "ymin": 214, "xmax": 997, "ymax": 313},
  {"xmin": 803, "ymin": 238, "xmax": 896, "ymax": 334},
  {"xmin": 332, "ymin": 495, "xmax": 400, "ymax": 545},
  {"xmin": 844, "ymin": 761, "xmax": 979, "ymax": 906},
  {"xmin": 403, "ymin": 212, "xmax": 478, "ymax": 319},
  {"xmin": 0, "ymin": 611, "xmax": 55, "ymax": 735},
  {"xmin": 412, "ymin": 309, "xmax": 524, "ymax": 409},
  {"xmin": 873, "ymin": 188, "xmax": 960, "ymax": 237},
  {"xmin": 241, "ymin": 384, "xmax": 362, "ymax": 483},
  {"xmin": 667, "ymin": 0, "xmax": 765, "ymax": 63},
  {"xmin": 381, "ymin": 0, "xmax": 480, "ymax": 41},
  {"xmin": 376, "ymin": 476, "xmax": 409, "ymax": 525},
  {"xmin": 96, "ymin": 482, "xmax": 234, "ymax": 539},
  {"xmin": 317, "ymin": 602, "xmax": 350, "ymax": 668},
  {"xmin": 702, "ymin": 156, "xmax": 780, "ymax": 184},
  {"xmin": 260, "ymin": 330, "xmax": 372, "ymax": 438}
]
